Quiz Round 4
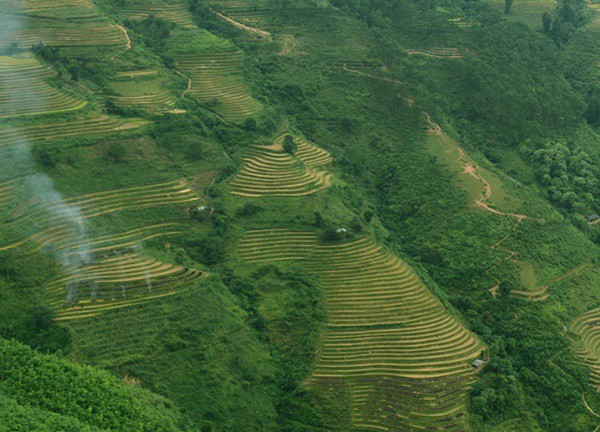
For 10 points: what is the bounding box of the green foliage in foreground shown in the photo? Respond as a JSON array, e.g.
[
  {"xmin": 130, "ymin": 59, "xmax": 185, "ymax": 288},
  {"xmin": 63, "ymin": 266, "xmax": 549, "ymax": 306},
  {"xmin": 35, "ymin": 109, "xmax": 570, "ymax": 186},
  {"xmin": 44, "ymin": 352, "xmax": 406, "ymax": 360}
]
[
  {"xmin": 0, "ymin": 393, "xmax": 101, "ymax": 432},
  {"xmin": 0, "ymin": 338, "xmax": 193, "ymax": 432}
]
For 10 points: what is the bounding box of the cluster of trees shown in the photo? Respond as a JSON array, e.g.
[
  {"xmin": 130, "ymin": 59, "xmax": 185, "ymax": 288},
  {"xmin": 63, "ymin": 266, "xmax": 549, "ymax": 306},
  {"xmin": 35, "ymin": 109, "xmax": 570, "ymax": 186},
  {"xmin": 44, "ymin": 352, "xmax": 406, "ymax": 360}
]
[
  {"xmin": 541, "ymin": 0, "xmax": 589, "ymax": 46},
  {"xmin": 522, "ymin": 141, "xmax": 598, "ymax": 213},
  {"xmin": 32, "ymin": 43, "xmax": 108, "ymax": 83},
  {"xmin": 223, "ymin": 266, "xmax": 327, "ymax": 430},
  {"xmin": 0, "ymin": 338, "xmax": 192, "ymax": 431},
  {"xmin": 125, "ymin": 16, "xmax": 175, "ymax": 53}
]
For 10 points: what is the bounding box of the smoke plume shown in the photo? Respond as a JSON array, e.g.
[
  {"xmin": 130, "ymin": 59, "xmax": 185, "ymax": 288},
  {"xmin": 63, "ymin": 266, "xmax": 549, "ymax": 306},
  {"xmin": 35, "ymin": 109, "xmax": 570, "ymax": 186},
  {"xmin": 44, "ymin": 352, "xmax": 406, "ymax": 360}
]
[{"xmin": 0, "ymin": 11, "xmax": 93, "ymax": 304}]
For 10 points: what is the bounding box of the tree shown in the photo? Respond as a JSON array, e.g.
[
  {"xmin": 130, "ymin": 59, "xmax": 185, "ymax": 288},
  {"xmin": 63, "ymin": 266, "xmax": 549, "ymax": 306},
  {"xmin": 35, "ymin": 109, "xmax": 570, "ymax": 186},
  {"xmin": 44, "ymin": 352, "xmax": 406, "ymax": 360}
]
[
  {"xmin": 282, "ymin": 135, "xmax": 297, "ymax": 154},
  {"xmin": 542, "ymin": 12, "xmax": 552, "ymax": 34},
  {"xmin": 27, "ymin": 305, "xmax": 55, "ymax": 331},
  {"xmin": 504, "ymin": 0, "xmax": 514, "ymax": 14},
  {"xmin": 106, "ymin": 142, "xmax": 126, "ymax": 162}
]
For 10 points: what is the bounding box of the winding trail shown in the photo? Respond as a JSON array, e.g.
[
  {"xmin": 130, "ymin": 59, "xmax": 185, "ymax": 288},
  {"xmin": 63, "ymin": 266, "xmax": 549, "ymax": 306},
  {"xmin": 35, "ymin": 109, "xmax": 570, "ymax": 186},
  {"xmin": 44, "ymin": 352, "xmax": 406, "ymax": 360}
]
[
  {"xmin": 512, "ymin": 264, "xmax": 589, "ymax": 300},
  {"xmin": 213, "ymin": 11, "xmax": 271, "ymax": 40},
  {"xmin": 547, "ymin": 320, "xmax": 600, "ymax": 425},
  {"xmin": 424, "ymin": 112, "xmax": 549, "ymax": 300},
  {"xmin": 174, "ymin": 69, "xmax": 192, "ymax": 98},
  {"xmin": 111, "ymin": 24, "xmax": 132, "ymax": 60},
  {"xmin": 426, "ymin": 113, "xmax": 530, "ymax": 222},
  {"xmin": 173, "ymin": 68, "xmax": 230, "ymax": 124}
]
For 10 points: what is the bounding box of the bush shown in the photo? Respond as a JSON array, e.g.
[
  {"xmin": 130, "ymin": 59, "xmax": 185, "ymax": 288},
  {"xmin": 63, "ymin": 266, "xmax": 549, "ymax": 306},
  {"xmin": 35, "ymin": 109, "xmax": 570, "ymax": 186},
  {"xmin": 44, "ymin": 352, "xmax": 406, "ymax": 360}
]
[
  {"xmin": 235, "ymin": 203, "xmax": 263, "ymax": 217},
  {"xmin": 105, "ymin": 142, "xmax": 127, "ymax": 163},
  {"xmin": 282, "ymin": 135, "xmax": 297, "ymax": 154}
]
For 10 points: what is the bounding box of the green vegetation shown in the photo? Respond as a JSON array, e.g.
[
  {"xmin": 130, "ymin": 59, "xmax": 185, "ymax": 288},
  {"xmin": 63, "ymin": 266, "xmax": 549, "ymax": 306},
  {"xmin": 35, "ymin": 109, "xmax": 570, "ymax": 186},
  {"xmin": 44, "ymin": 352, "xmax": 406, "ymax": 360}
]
[
  {"xmin": 0, "ymin": 0, "xmax": 599, "ymax": 431},
  {"xmin": 0, "ymin": 337, "xmax": 191, "ymax": 431}
]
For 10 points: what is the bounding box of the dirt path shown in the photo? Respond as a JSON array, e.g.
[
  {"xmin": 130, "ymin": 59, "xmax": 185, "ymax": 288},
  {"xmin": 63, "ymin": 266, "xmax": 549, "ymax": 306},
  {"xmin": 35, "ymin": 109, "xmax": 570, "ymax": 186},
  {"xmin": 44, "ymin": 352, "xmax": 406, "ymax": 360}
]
[
  {"xmin": 425, "ymin": 112, "xmax": 531, "ymax": 222},
  {"xmin": 512, "ymin": 264, "xmax": 589, "ymax": 301},
  {"xmin": 342, "ymin": 66, "xmax": 404, "ymax": 85},
  {"xmin": 213, "ymin": 11, "xmax": 271, "ymax": 40},
  {"xmin": 424, "ymin": 112, "xmax": 545, "ymax": 300},
  {"xmin": 548, "ymin": 321, "xmax": 600, "ymax": 423},
  {"xmin": 407, "ymin": 49, "xmax": 465, "ymax": 59},
  {"xmin": 173, "ymin": 68, "xmax": 230, "ymax": 124},
  {"xmin": 174, "ymin": 69, "xmax": 192, "ymax": 98},
  {"xmin": 583, "ymin": 391, "xmax": 600, "ymax": 418},
  {"xmin": 111, "ymin": 24, "xmax": 132, "ymax": 60}
]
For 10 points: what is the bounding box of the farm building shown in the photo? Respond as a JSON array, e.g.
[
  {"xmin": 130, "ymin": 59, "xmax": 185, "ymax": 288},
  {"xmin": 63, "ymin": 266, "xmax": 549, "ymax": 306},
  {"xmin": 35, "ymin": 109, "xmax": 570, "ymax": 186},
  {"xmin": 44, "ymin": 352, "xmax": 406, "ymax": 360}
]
[{"xmin": 471, "ymin": 359, "xmax": 486, "ymax": 369}]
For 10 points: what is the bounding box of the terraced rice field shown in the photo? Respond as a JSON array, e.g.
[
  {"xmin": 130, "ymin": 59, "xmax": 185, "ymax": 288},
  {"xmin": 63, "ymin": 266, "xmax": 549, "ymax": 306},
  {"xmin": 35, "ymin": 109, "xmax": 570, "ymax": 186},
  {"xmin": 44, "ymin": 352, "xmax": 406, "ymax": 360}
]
[
  {"xmin": 0, "ymin": 180, "xmax": 17, "ymax": 207},
  {"xmin": 115, "ymin": 70, "xmax": 159, "ymax": 79},
  {"xmin": 109, "ymin": 91, "xmax": 178, "ymax": 114},
  {"xmin": 239, "ymin": 230, "xmax": 484, "ymax": 431},
  {"xmin": 4, "ymin": 179, "xmax": 197, "ymax": 224},
  {"xmin": 1, "ymin": 223, "xmax": 185, "ymax": 260},
  {"xmin": 119, "ymin": 2, "xmax": 195, "ymax": 27},
  {"xmin": 570, "ymin": 307, "xmax": 600, "ymax": 389},
  {"xmin": 406, "ymin": 48, "xmax": 470, "ymax": 59},
  {"xmin": 0, "ymin": 115, "xmax": 148, "ymax": 149},
  {"xmin": 229, "ymin": 135, "xmax": 333, "ymax": 197},
  {"xmin": 448, "ymin": 17, "xmax": 478, "ymax": 28},
  {"xmin": 2, "ymin": 0, "xmax": 94, "ymax": 13},
  {"xmin": 209, "ymin": 0, "xmax": 274, "ymax": 28},
  {"xmin": 66, "ymin": 298, "xmax": 190, "ymax": 366},
  {"xmin": 0, "ymin": 56, "xmax": 86, "ymax": 119},
  {"xmin": 176, "ymin": 51, "xmax": 262, "ymax": 122},
  {"xmin": 0, "ymin": 179, "xmax": 198, "ymax": 255},
  {"xmin": 0, "ymin": 0, "xmax": 127, "ymax": 49},
  {"xmin": 46, "ymin": 253, "xmax": 202, "ymax": 320},
  {"xmin": 492, "ymin": 0, "xmax": 557, "ymax": 28},
  {"xmin": 588, "ymin": 4, "xmax": 600, "ymax": 28},
  {"xmin": 55, "ymin": 223, "xmax": 183, "ymax": 256}
]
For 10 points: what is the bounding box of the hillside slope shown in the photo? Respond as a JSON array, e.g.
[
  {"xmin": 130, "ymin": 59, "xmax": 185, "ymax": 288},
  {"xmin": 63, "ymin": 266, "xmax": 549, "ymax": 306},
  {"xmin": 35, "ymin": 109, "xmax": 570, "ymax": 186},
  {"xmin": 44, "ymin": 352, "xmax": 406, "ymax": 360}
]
[
  {"xmin": 0, "ymin": 337, "xmax": 192, "ymax": 431},
  {"xmin": 0, "ymin": 0, "xmax": 599, "ymax": 431}
]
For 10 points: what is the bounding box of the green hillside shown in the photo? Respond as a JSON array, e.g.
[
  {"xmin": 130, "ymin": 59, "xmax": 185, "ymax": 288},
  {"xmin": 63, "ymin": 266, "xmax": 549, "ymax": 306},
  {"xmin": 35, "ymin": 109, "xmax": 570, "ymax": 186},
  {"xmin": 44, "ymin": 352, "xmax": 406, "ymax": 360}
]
[
  {"xmin": 0, "ymin": 0, "xmax": 599, "ymax": 431},
  {"xmin": 0, "ymin": 337, "xmax": 191, "ymax": 431}
]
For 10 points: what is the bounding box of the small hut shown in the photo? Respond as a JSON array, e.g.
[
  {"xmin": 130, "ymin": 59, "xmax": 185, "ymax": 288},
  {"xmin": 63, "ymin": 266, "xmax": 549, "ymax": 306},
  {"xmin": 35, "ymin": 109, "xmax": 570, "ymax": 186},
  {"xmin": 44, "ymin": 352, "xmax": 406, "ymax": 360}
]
[
  {"xmin": 587, "ymin": 214, "xmax": 599, "ymax": 224},
  {"xmin": 471, "ymin": 359, "xmax": 486, "ymax": 369}
]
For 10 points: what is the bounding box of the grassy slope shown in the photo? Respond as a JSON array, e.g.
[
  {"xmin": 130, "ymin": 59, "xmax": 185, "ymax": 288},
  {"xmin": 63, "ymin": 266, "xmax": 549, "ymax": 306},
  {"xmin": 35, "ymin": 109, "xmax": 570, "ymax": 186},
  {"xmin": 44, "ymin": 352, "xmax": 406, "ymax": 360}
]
[{"xmin": 0, "ymin": 337, "xmax": 191, "ymax": 431}]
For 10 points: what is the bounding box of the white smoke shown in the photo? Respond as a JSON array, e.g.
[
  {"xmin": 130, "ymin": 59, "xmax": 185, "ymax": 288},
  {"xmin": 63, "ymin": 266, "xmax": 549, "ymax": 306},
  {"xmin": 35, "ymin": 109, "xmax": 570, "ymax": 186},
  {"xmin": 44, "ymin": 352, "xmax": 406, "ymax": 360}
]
[{"xmin": 0, "ymin": 13, "xmax": 93, "ymax": 305}]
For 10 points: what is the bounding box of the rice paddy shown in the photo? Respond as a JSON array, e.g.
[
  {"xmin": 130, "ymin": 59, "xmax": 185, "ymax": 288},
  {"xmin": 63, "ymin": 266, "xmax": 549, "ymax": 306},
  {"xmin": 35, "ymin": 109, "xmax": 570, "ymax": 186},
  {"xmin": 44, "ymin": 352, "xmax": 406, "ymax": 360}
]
[
  {"xmin": 570, "ymin": 307, "xmax": 600, "ymax": 389},
  {"xmin": 407, "ymin": 48, "xmax": 470, "ymax": 59},
  {"xmin": 119, "ymin": 2, "xmax": 195, "ymax": 27},
  {"xmin": 0, "ymin": 177, "xmax": 201, "ymax": 320},
  {"xmin": 4, "ymin": 179, "xmax": 197, "ymax": 223},
  {"xmin": 492, "ymin": 0, "xmax": 557, "ymax": 29},
  {"xmin": 0, "ymin": 56, "xmax": 86, "ymax": 119},
  {"xmin": 239, "ymin": 229, "xmax": 484, "ymax": 431},
  {"xmin": 46, "ymin": 252, "xmax": 203, "ymax": 321},
  {"xmin": 229, "ymin": 135, "xmax": 333, "ymax": 197},
  {"xmin": 0, "ymin": 179, "xmax": 198, "ymax": 256},
  {"xmin": 65, "ymin": 296, "xmax": 189, "ymax": 367},
  {"xmin": 109, "ymin": 91, "xmax": 179, "ymax": 114},
  {"xmin": 0, "ymin": 7, "xmax": 127, "ymax": 48},
  {"xmin": 176, "ymin": 51, "xmax": 262, "ymax": 122},
  {"xmin": 209, "ymin": 0, "xmax": 274, "ymax": 28},
  {"xmin": 588, "ymin": 3, "xmax": 600, "ymax": 28},
  {"xmin": 0, "ymin": 0, "xmax": 127, "ymax": 49},
  {"xmin": 0, "ymin": 115, "xmax": 148, "ymax": 148}
]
